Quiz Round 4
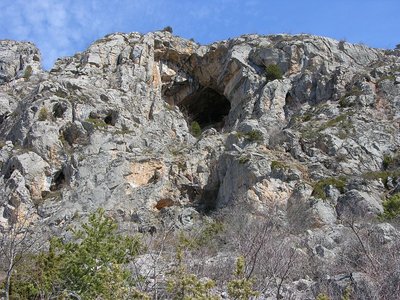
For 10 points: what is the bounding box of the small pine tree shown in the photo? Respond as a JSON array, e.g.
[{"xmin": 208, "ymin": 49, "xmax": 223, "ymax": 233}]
[
  {"xmin": 245, "ymin": 130, "xmax": 263, "ymax": 143},
  {"xmin": 58, "ymin": 209, "xmax": 143, "ymax": 299},
  {"xmin": 11, "ymin": 209, "xmax": 146, "ymax": 300},
  {"xmin": 190, "ymin": 121, "xmax": 202, "ymax": 138},
  {"xmin": 227, "ymin": 256, "xmax": 259, "ymax": 300},
  {"xmin": 166, "ymin": 248, "xmax": 219, "ymax": 300}
]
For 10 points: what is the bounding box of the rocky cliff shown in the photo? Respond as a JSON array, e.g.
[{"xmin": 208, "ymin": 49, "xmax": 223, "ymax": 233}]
[{"xmin": 1, "ymin": 31, "xmax": 400, "ymax": 298}]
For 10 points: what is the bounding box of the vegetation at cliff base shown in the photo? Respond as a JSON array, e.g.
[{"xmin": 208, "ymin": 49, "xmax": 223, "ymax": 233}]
[{"xmin": 9, "ymin": 209, "xmax": 143, "ymax": 299}]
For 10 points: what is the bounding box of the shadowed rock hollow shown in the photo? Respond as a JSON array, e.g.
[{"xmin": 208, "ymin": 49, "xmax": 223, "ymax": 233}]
[{"xmin": 178, "ymin": 86, "xmax": 230, "ymax": 130}]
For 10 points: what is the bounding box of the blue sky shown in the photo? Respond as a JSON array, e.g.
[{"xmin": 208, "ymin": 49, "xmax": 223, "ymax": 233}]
[{"xmin": 0, "ymin": 0, "xmax": 399, "ymax": 70}]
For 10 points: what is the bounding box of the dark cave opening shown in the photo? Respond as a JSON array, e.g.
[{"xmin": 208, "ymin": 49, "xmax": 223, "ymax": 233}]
[
  {"xmin": 53, "ymin": 102, "xmax": 68, "ymax": 118},
  {"xmin": 104, "ymin": 111, "xmax": 118, "ymax": 126},
  {"xmin": 104, "ymin": 115, "xmax": 113, "ymax": 125},
  {"xmin": 178, "ymin": 87, "xmax": 231, "ymax": 130},
  {"xmin": 284, "ymin": 92, "xmax": 301, "ymax": 119},
  {"xmin": 88, "ymin": 110, "xmax": 118, "ymax": 126},
  {"xmin": 3, "ymin": 164, "xmax": 16, "ymax": 180},
  {"xmin": 0, "ymin": 113, "xmax": 9, "ymax": 125},
  {"xmin": 50, "ymin": 170, "xmax": 65, "ymax": 191}
]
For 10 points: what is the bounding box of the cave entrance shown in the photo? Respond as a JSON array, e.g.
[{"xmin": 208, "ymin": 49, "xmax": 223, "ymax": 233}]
[
  {"xmin": 178, "ymin": 87, "xmax": 230, "ymax": 131},
  {"xmin": 104, "ymin": 111, "xmax": 118, "ymax": 126},
  {"xmin": 50, "ymin": 170, "xmax": 65, "ymax": 191}
]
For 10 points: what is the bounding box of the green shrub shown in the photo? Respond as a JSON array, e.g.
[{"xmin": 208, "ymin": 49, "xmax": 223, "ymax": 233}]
[
  {"xmin": 166, "ymin": 249, "xmax": 219, "ymax": 299},
  {"xmin": 23, "ymin": 65, "xmax": 33, "ymax": 81},
  {"xmin": 57, "ymin": 210, "xmax": 143, "ymax": 299},
  {"xmin": 227, "ymin": 256, "xmax": 259, "ymax": 300},
  {"xmin": 381, "ymin": 193, "xmax": 400, "ymax": 220},
  {"xmin": 339, "ymin": 86, "xmax": 363, "ymax": 107},
  {"xmin": 238, "ymin": 155, "xmax": 250, "ymax": 164},
  {"xmin": 382, "ymin": 153, "xmax": 400, "ymax": 170},
  {"xmin": 341, "ymin": 286, "xmax": 352, "ymax": 300},
  {"xmin": 12, "ymin": 209, "xmax": 145, "ymax": 299},
  {"xmin": 86, "ymin": 117, "xmax": 108, "ymax": 128},
  {"xmin": 190, "ymin": 121, "xmax": 202, "ymax": 138},
  {"xmin": 338, "ymin": 96, "xmax": 348, "ymax": 108},
  {"xmin": 320, "ymin": 114, "xmax": 348, "ymax": 130},
  {"xmin": 383, "ymin": 154, "xmax": 394, "ymax": 170},
  {"xmin": 346, "ymin": 86, "xmax": 363, "ymax": 97},
  {"xmin": 177, "ymin": 220, "xmax": 225, "ymax": 251},
  {"xmin": 301, "ymin": 113, "xmax": 354, "ymax": 140},
  {"xmin": 236, "ymin": 130, "xmax": 263, "ymax": 143},
  {"xmin": 195, "ymin": 220, "xmax": 224, "ymax": 248},
  {"xmin": 312, "ymin": 176, "xmax": 347, "ymax": 199},
  {"xmin": 302, "ymin": 113, "xmax": 312, "ymax": 122},
  {"xmin": 265, "ymin": 64, "xmax": 283, "ymax": 82},
  {"xmin": 162, "ymin": 26, "xmax": 173, "ymax": 33},
  {"xmin": 246, "ymin": 130, "xmax": 263, "ymax": 142},
  {"xmin": 362, "ymin": 170, "xmax": 400, "ymax": 187},
  {"xmin": 270, "ymin": 160, "xmax": 289, "ymax": 170},
  {"xmin": 378, "ymin": 75, "xmax": 396, "ymax": 83},
  {"xmin": 115, "ymin": 124, "xmax": 132, "ymax": 135},
  {"xmin": 316, "ymin": 294, "xmax": 331, "ymax": 300},
  {"xmin": 38, "ymin": 107, "xmax": 48, "ymax": 121}
]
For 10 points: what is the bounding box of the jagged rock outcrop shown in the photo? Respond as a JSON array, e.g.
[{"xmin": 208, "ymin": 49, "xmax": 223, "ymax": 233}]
[
  {"xmin": 1, "ymin": 31, "xmax": 400, "ymax": 298},
  {"xmin": 1, "ymin": 30, "xmax": 400, "ymax": 225},
  {"xmin": 0, "ymin": 40, "xmax": 41, "ymax": 84}
]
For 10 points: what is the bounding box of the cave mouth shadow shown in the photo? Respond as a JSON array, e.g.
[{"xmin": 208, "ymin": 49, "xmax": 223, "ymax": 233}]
[
  {"xmin": 50, "ymin": 170, "xmax": 65, "ymax": 191},
  {"xmin": 178, "ymin": 87, "xmax": 231, "ymax": 131}
]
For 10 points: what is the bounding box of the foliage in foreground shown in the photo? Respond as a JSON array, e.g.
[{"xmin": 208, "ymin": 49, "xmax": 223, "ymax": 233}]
[
  {"xmin": 6, "ymin": 204, "xmax": 398, "ymax": 299},
  {"xmin": 8, "ymin": 210, "xmax": 262, "ymax": 300},
  {"xmin": 11, "ymin": 209, "xmax": 144, "ymax": 300},
  {"xmin": 227, "ymin": 256, "xmax": 259, "ymax": 300},
  {"xmin": 166, "ymin": 248, "xmax": 219, "ymax": 300}
]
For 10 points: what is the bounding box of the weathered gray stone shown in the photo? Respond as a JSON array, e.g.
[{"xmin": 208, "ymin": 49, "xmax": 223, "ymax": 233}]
[
  {"xmin": 0, "ymin": 40, "xmax": 42, "ymax": 84},
  {"xmin": 1, "ymin": 152, "xmax": 50, "ymax": 200},
  {"xmin": 336, "ymin": 190, "xmax": 383, "ymax": 219},
  {"xmin": 287, "ymin": 183, "xmax": 337, "ymax": 233}
]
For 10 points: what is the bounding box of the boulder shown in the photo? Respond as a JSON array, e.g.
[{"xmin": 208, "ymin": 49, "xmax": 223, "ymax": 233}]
[{"xmin": 336, "ymin": 190, "xmax": 383, "ymax": 219}]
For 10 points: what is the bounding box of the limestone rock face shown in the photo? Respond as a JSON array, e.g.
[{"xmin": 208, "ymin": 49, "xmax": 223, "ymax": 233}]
[
  {"xmin": 0, "ymin": 40, "xmax": 42, "ymax": 84},
  {"xmin": 2, "ymin": 31, "xmax": 400, "ymax": 299},
  {"xmin": 0, "ymin": 32, "xmax": 399, "ymax": 235},
  {"xmin": 336, "ymin": 190, "xmax": 383, "ymax": 219}
]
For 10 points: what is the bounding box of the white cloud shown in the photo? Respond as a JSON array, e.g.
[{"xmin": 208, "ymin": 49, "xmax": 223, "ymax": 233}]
[
  {"xmin": 0, "ymin": 0, "xmax": 179, "ymax": 68},
  {"xmin": 0, "ymin": 0, "xmax": 95, "ymax": 68}
]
